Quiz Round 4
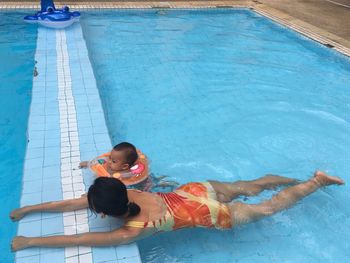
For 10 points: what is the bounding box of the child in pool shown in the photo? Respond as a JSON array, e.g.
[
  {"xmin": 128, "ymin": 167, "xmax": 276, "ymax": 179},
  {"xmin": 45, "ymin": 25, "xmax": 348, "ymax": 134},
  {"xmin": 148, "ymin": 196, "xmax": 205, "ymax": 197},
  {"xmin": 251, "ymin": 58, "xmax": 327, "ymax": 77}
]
[{"xmin": 79, "ymin": 142, "xmax": 150, "ymax": 187}]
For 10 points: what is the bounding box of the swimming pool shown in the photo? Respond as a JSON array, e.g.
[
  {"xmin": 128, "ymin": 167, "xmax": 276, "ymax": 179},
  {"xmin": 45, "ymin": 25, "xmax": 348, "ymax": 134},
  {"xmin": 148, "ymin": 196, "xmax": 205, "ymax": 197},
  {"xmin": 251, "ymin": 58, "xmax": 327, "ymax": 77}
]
[
  {"xmin": 0, "ymin": 11, "xmax": 37, "ymax": 262},
  {"xmin": 81, "ymin": 9, "xmax": 350, "ymax": 262}
]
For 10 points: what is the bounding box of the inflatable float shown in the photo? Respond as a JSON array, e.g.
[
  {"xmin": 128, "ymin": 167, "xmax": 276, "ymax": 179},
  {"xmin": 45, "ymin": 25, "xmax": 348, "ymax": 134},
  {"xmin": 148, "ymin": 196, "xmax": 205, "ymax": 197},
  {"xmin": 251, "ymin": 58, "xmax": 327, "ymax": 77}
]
[
  {"xmin": 24, "ymin": 0, "xmax": 80, "ymax": 29},
  {"xmin": 88, "ymin": 150, "xmax": 150, "ymax": 186}
]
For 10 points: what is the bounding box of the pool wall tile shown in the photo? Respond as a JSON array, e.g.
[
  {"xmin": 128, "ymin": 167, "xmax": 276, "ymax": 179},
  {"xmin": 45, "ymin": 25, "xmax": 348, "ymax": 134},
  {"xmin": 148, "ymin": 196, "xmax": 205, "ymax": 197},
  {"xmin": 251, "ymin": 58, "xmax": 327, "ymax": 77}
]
[
  {"xmin": 40, "ymin": 250, "xmax": 65, "ymax": 263},
  {"xmin": 16, "ymin": 20, "xmax": 141, "ymax": 263},
  {"xmin": 16, "ymin": 255, "xmax": 41, "ymax": 263}
]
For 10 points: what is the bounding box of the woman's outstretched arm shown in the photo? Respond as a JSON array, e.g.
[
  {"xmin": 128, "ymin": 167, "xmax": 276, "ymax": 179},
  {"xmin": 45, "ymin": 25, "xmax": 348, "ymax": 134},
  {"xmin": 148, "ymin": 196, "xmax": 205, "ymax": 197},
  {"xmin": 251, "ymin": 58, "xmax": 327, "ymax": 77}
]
[
  {"xmin": 12, "ymin": 226, "xmax": 144, "ymax": 251},
  {"xmin": 10, "ymin": 195, "xmax": 88, "ymax": 221}
]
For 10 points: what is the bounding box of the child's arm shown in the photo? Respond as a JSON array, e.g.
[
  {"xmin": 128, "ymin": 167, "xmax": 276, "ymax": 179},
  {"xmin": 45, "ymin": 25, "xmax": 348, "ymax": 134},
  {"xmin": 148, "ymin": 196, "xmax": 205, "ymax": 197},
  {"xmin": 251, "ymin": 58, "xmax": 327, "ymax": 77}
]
[{"xmin": 79, "ymin": 161, "xmax": 89, "ymax": 168}]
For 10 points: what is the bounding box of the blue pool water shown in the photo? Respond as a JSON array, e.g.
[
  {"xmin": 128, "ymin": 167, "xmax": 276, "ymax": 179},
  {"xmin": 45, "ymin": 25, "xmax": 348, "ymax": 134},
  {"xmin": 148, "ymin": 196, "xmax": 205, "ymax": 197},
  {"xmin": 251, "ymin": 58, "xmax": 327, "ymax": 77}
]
[
  {"xmin": 0, "ymin": 11, "xmax": 37, "ymax": 262},
  {"xmin": 81, "ymin": 9, "xmax": 350, "ymax": 262}
]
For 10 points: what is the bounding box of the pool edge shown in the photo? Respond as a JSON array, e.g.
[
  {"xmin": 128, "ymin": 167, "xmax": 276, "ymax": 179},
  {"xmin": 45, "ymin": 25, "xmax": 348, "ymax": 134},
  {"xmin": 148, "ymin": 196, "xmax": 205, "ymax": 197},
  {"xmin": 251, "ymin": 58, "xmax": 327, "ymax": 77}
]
[{"xmin": 1, "ymin": 1, "xmax": 350, "ymax": 58}]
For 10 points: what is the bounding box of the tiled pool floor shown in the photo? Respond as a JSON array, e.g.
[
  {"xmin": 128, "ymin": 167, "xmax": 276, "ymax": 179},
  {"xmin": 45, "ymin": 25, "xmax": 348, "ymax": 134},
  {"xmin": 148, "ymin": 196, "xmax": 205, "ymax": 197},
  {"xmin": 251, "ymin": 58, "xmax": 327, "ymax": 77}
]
[{"xmin": 15, "ymin": 24, "xmax": 141, "ymax": 263}]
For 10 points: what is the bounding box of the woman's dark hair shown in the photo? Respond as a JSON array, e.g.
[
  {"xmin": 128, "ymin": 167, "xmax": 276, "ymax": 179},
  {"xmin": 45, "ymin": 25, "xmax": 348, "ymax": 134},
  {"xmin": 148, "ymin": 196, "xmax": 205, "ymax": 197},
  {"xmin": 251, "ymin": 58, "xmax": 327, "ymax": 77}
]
[
  {"xmin": 87, "ymin": 177, "xmax": 141, "ymax": 217},
  {"xmin": 113, "ymin": 142, "xmax": 138, "ymax": 167}
]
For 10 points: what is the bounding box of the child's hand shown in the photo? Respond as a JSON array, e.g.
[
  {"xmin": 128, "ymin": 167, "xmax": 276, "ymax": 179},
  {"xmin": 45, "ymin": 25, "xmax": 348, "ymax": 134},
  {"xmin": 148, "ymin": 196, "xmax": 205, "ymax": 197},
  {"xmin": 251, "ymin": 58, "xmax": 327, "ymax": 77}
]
[{"xmin": 79, "ymin": 161, "xmax": 88, "ymax": 169}]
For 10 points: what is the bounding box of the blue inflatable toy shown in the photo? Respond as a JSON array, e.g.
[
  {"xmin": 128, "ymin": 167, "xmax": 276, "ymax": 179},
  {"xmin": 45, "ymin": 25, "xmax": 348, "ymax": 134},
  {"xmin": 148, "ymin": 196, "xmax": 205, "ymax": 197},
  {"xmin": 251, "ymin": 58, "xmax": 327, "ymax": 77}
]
[{"xmin": 24, "ymin": 0, "xmax": 80, "ymax": 29}]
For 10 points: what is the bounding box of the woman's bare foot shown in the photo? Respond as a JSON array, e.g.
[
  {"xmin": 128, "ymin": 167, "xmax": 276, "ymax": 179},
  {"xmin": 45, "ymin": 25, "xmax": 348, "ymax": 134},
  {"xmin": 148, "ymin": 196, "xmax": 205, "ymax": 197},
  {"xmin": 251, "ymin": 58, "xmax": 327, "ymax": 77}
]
[
  {"xmin": 11, "ymin": 236, "xmax": 31, "ymax": 251},
  {"xmin": 313, "ymin": 170, "xmax": 344, "ymax": 186},
  {"xmin": 10, "ymin": 207, "xmax": 27, "ymax": 221}
]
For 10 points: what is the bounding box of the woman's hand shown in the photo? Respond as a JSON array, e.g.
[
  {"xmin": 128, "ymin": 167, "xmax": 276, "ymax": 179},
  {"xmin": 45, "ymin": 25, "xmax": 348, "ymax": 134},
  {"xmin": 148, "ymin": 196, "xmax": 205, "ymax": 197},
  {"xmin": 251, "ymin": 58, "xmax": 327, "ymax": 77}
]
[
  {"xmin": 10, "ymin": 207, "xmax": 27, "ymax": 221},
  {"xmin": 11, "ymin": 236, "xmax": 31, "ymax": 251}
]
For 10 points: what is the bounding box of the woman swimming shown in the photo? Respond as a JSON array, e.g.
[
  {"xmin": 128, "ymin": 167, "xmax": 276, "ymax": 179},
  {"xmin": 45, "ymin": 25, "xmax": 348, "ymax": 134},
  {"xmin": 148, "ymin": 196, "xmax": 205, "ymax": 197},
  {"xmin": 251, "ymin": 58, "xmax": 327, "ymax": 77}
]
[{"xmin": 10, "ymin": 171, "xmax": 344, "ymax": 251}]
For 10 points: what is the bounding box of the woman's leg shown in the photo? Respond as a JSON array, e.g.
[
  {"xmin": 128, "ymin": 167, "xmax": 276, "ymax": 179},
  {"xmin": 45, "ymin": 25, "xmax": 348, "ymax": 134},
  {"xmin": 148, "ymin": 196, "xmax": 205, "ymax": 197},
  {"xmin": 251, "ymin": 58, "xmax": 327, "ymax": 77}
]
[
  {"xmin": 208, "ymin": 174, "xmax": 297, "ymax": 202},
  {"xmin": 229, "ymin": 171, "xmax": 344, "ymax": 225},
  {"xmin": 10, "ymin": 195, "xmax": 88, "ymax": 221}
]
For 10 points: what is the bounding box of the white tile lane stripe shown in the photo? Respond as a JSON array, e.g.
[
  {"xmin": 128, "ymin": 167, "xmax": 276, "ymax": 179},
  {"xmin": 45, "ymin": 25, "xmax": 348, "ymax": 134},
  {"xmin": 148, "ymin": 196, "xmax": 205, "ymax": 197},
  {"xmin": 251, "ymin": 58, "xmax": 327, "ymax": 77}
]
[
  {"xmin": 56, "ymin": 29, "xmax": 93, "ymax": 263},
  {"xmin": 66, "ymin": 23, "xmax": 142, "ymax": 262}
]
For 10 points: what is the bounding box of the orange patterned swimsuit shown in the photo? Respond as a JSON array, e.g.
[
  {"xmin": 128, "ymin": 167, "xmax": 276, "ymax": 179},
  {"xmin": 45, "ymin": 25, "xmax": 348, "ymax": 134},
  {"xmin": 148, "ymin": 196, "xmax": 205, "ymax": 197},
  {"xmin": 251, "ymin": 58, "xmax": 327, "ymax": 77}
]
[{"xmin": 125, "ymin": 182, "xmax": 232, "ymax": 231}]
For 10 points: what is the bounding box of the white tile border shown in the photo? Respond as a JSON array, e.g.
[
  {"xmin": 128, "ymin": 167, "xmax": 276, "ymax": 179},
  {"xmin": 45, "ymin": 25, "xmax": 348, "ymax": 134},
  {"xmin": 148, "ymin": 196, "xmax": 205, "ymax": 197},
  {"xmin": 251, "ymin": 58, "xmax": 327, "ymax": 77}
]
[
  {"xmin": 56, "ymin": 29, "xmax": 93, "ymax": 262},
  {"xmin": 253, "ymin": 7, "xmax": 350, "ymax": 58}
]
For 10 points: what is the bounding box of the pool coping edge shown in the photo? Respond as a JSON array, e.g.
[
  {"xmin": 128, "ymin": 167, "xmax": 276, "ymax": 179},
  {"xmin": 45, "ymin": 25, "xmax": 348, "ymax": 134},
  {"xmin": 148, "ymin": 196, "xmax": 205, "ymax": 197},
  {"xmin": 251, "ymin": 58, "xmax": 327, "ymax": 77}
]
[{"xmin": 1, "ymin": 1, "xmax": 350, "ymax": 57}]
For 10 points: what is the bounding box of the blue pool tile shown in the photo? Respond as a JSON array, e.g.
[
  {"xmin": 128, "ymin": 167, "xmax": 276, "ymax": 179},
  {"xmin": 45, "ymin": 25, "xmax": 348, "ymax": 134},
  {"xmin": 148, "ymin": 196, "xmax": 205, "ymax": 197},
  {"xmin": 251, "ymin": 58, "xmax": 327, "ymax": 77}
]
[
  {"xmin": 27, "ymin": 139, "xmax": 44, "ymax": 150},
  {"xmin": 22, "ymin": 179, "xmax": 42, "ymax": 194},
  {"xmin": 80, "ymin": 150, "xmax": 98, "ymax": 161},
  {"xmin": 21, "ymin": 213, "xmax": 42, "ymax": 224},
  {"xmin": 117, "ymin": 256, "xmax": 142, "ymax": 263},
  {"xmin": 93, "ymin": 133, "xmax": 109, "ymax": 144},
  {"xmin": 95, "ymin": 143, "xmax": 112, "ymax": 153},
  {"xmin": 43, "ymin": 176, "xmax": 61, "ymax": 189},
  {"xmin": 40, "ymin": 249, "xmax": 65, "ymax": 263},
  {"xmin": 77, "ymin": 115, "xmax": 92, "ymax": 124},
  {"xmin": 29, "ymin": 114, "xmax": 45, "ymax": 123},
  {"xmin": 79, "ymin": 135, "xmax": 94, "ymax": 145},
  {"xmin": 45, "ymin": 130, "xmax": 60, "ymax": 140},
  {"xmin": 43, "ymin": 165, "xmax": 60, "ymax": 178},
  {"xmin": 16, "ymin": 247, "xmax": 40, "ymax": 258},
  {"xmin": 31, "ymin": 108, "xmax": 46, "ymax": 116},
  {"xmin": 44, "ymin": 146, "xmax": 60, "ymax": 159},
  {"xmin": 16, "ymin": 254, "xmax": 41, "ymax": 263},
  {"xmin": 26, "ymin": 148, "xmax": 44, "ymax": 160},
  {"xmin": 43, "ymin": 156, "xmax": 60, "ymax": 166},
  {"xmin": 45, "ymin": 108, "xmax": 59, "ymax": 117},
  {"xmin": 41, "ymin": 211, "xmax": 62, "ymax": 220},
  {"xmin": 45, "ymin": 82, "xmax": 57, "ymax": 90},
  {"xmin": 87, "ymin": 103, "xmax": 102, "ymax": 112},
  {"xmin": 76, "ymin": 106, "xmax": 91, "ymax": 114},
  {"xmin": 24, "ymin": 157, "xmax": 43, "ymax": 170},
  {"xmin": 82, "ymin": 174, "xmax": 95, "ymax": 187},
  {"xmin": 44, "ymin": 139, "xmax": 60, "ymax": 148},
  {"xmin": 45, "ymin": 121, "xmax": 59, "ymax": 130},
  {"xmin": 78, "ymin": 128, "xmax": 93, "ymax": 137},
  {"xmin": 45, "ymin": 72, "xmax": 57, "ymax": 81},
  {"xmin": 46, "ymin": 66, "xmax": 57, "ymax": 74},
  {"xmin": 88, "ymin": 106, "xmax": 103, "ymax": 114},
  {"xmin": 18, "ymin": 220, "xmax": 41, "ymax": 236},
  {"xmin": 28, "ymin": 120, "xmax": 45, "ymax": 131},
  {"xmin": 41, "ymin": 216, "xmax": 64, "ymax": 236},
  {"xmin": 28, "ymin": 130, "xmax": 45, "ymax": 140},
  {"xmin": 23, "ymin": 167, "xmax": 43, "ymax": 182},
  {"xmin": 80, "ymin": 143, "xmax": 97, "ymax": 153},
  {"xmin": 21, "ymin": 192, "xmax": 42, "ymax": 206},
  {"xmin": 93, "ymin": 246, "xmax": 118, "ymax": 262},
  {"xmin": 116, "ymin": 245, "xmax": 140, "ymax": 260},
  {"xmin": 45, "ymin": 114, "xmax": 60, "ymax": 124},
  {"xmin": 42, "ymin": 187, "xmax": 62, "ymax": 202}
]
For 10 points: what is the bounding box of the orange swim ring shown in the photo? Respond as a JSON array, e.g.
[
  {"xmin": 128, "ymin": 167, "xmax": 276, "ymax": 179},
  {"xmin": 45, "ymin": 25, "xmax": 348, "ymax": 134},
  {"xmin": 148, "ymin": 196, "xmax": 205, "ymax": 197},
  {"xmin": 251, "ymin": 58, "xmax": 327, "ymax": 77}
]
[{"xmin": 88, "ymin": 149, "xmax": 149, "ymax": 186}]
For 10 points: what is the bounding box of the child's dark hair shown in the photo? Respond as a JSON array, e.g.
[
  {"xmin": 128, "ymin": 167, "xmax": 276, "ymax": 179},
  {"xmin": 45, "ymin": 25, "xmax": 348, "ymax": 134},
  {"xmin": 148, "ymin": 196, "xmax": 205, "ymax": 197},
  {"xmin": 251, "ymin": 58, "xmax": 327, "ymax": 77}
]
[
  {"xmin": 87, "ymin": 177, "xmax": 141, "ymax": 217},
  {"xmin": 113, "ymin": 142, "xmax": 138, "ymax": 167}
]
